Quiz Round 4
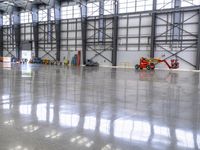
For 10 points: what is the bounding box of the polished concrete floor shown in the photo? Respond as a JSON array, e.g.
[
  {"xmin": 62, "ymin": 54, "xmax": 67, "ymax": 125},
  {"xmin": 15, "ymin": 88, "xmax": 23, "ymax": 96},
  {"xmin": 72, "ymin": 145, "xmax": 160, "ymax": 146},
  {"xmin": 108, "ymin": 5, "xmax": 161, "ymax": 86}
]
[{"xmin": 0, "ymin": 64, "xmax": 200, "ymax": 150}]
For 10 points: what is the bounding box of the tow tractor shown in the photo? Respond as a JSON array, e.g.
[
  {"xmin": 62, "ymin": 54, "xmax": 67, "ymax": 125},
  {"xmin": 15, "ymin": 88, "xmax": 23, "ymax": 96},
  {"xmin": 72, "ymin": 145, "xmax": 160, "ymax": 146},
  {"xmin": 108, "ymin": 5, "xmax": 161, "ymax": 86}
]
[{"xmin": 135, "ymin": 57, "xmax": 179, "ymax": 70}]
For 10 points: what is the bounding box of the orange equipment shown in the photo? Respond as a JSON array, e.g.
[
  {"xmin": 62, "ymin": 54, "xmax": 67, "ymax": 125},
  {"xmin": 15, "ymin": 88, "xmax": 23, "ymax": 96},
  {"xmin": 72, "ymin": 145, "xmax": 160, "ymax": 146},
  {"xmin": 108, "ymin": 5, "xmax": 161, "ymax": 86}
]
[{"xmin": 135, "ymin": 57, "xmax": 179, "ymax": 70}]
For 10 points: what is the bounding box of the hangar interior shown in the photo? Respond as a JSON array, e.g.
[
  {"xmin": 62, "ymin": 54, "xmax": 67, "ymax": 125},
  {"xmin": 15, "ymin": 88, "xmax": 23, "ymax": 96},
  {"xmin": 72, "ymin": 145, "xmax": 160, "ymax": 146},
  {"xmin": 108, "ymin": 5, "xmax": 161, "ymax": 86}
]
[
  {"xmin": 0, "ymin": 0, "xmax": 200, "ymax": 150},
  {"xmin": 0, "ymin": 0, "xmax": 200, "ymax": 69}
]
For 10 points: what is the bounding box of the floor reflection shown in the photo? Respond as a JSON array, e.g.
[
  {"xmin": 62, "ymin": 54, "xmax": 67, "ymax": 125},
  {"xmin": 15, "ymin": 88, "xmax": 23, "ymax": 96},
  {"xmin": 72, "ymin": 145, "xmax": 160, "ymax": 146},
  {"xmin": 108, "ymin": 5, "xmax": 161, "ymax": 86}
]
[
  {"xmin": 59, "ymin": 113, "xmax": 80, "ymax": 127},
  {"xmin": 101, "ymin": 144, "xmax": 121, "ymax": 150},
  {"xmin": 19, "ymin": 104, "xmax": 31, "ymax": 115},
  {"xmin": 114, "ymin": 119, "xmax": 151, "ymax": 142},
  {"xmin": 23, "ymin": 125, "xmax": 39, "ymax": 133},
  {"xmin": 153, "ymin": 125, "xmax": 171, "ymax": 144},
  {"xmin": 4, "ymin": 120, "xmax": 14, "ymax": 126},
  {"xmin": 70, "ymin": 136, "xmax": 94, "ymax": 148},
  {"xmin": 84, "ymin": 116, "xmax": 97, "ymax": 130},
  {"xmin": 6, "ymin": 100, "xmax": 198, "ymax": 149},
  {"xmin": 176, "ymin": 129, "xmax": 195, "ymax": 149},
  {"xmin": 45, "ymin": 130, "xmax": 62, "ymax": 139},
  {"xmin": 9, "ymin": 145, "xmax": 29, "ymax": 150},
  {"xmin": 197, "ymin": 134, "xmax": 200, "ymax": 149},
  {"xmin": 2, "ymin": 100, "xmax": 10, "ymax": 110},
  {"xmin": 0, "ymin": 95, "xmax": 199, "ymax": 149},
  {"xmin": 37, "ymin": 104, "xmax": 47, "ymax": 121},
  {"xmin": 100, "ymin": 118, "xmax": 110, "ymax": 135},
  {"xmin": 0, "ymin": 65, "xmax": 200, "ymax": 150},
  {"xmin": 2, "ymin": 94, "xmax": 10, "ymax": 100}
]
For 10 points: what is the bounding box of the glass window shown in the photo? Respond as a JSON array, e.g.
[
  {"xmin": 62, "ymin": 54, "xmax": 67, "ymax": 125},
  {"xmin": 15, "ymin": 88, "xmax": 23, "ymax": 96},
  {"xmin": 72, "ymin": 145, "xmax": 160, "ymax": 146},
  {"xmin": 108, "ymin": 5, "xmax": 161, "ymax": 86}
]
[
  {"xmin": 61, "ymin": 7, "xmax": 67, "ymax": 19},
  {"xmin": 61, "ymin": 5, "xmax": 80, "ymax": 19},
  {"xmin": 119, "ymin": 0, "xmax": 153, "ymax": 13},
  {"xmin": 119, "ymin": 0, "xmax": 136, "ymax": 13},
  {"xmin": 61, "ymin": 6, "xmax": 72, "ymax": 19},
  {"xmin": 104, "ymin": 0, "xmax": 114, "ymax": 15},
  {"xmin": 145, "ymin": 0, "xmax": 153, "ymax": 10},
  {"xmin": 38, "ymin": 9, "xmax": 48, "ymax": 22},
  {"xmin": 21, "ymin": 12, "xmax": 32, "ymax": 24},
  {"xmin": 87, "ymin": 2, "xmax": 99, "ymax": 16},
  {"xmin": 128, "ymin": 1, "xmax": 136, "ymax": 12},
  {"xmin": 119, "ymin": 1, "xmax": 128, "ymax": 13},
  {"xmin": 157, "ymin": 0, "xmax": 173, "ymax": 9},
  {"xmin": 182, "ymin": 0, "xmax": 200, "ymax": 7},
  {"xmin": 136, "ymin": 0, "xmax": 153, "ymax": 11},
  {"xmin": 50, "ymin": 8, "xmax": 55, "ymax": 21},
  {"xmin": 74, "ymin": 5, "xmax": 80, "ymax": 18},
  {"xmin": 3, "ymin": 15, "xmax": 10, "ymax": 25},
  {"xmin": 67, "ymin": 6, "xmax": 73, "ymax": 18}
]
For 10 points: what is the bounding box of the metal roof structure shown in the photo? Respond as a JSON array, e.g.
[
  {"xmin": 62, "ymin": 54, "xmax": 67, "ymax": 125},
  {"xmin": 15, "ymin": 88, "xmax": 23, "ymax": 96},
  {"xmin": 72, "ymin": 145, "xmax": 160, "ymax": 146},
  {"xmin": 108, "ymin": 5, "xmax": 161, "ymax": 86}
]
[{"xmin": 0, "ymin": 0, "xmax": 63, "ymax": 13}]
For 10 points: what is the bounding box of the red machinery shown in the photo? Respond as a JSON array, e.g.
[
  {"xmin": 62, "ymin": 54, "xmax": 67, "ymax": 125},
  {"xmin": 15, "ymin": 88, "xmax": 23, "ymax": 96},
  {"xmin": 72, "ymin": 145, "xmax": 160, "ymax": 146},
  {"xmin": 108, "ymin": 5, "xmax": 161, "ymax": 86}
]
[{"xmin": 135, "ymin": 57, "xmax": 179, "ymax": 70}]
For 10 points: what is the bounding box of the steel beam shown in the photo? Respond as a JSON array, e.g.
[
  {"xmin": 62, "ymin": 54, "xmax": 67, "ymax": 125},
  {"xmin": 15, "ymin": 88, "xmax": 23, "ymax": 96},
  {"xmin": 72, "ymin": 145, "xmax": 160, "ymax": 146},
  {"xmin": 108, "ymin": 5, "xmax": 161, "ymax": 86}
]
[
  {"xmin": 158, "ymin": 44, "xmax": 196, "ymax": 67},
  {"xmin": 80, "ymin": 0, "xmax": 87, "ymax": 65},
  {"xmin": 12, "ymin": 7, "xmax": 21, "ymax": 60},
  {"xmin": 55, "ymin": 0, "xmax": 61, "ymax": 61},
  {"xmin": 0, "ymin": 13, "xmax": 3, "ymax": 57},
  {"xmin": 112, "ymin": 0, "xmax": 119, "ymax": 66},
  {"xmin": 32, "ymin": 5, "xmax": 39, "ymax": 58},
  {"xmin": 196, "ymin": 10, "xmax": 200, "ymax": 70},
  {"xmin": 150, "ymin": 0, "xmax": 157, "ymax": 58},
  {"xmin": 156, "ymin": 12, "xmax": 198, "ymax": 38}
]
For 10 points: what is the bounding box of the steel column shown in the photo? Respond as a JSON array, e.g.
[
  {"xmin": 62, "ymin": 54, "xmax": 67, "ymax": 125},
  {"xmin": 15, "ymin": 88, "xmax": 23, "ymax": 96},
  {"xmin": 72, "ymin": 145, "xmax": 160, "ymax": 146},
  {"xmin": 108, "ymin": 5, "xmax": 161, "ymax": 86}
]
[
  {"xmin": 150, "ymin": 0, "xmax": 157, "ymax": 58},
  {"xmin": 99, "ymin": 0, "xmax": 105, "ymax": 43},
  {"xmin": 32, "ymin": 5, "xmax": 39, "ymax": 58},
  {"xmin": 173, "ymin": 0, "xmax": 181, "ymax": 40},
  {"xmin": 0, "ymin": 13, "xmax": 3, "ymax": 57},
  {"xmin": 196, "ymin": 10, "xmax": 200, "ymax": 70},
  {"xmin": 80, "ymin": 0, "xmax": 87, "ymax": 65},
  {"xmin": 12, "ymin": 8, "xmax": 21, "ymax": 60},
  {"xmin": 112, "ymin": 0, "xmax": 119, "ymax": 66},
  {"xmin": 55, "ymin": 0, "xmax": 61, "ymax": 61},
  {"xmin": 47, "ymin": 8, "xmax": 52, "ymax": 43}
]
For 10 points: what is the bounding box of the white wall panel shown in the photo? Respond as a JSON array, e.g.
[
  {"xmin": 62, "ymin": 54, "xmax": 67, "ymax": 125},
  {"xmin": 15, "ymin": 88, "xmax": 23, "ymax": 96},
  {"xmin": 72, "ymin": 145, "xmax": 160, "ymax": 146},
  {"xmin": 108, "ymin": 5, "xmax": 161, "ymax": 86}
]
[
  {"xmin": 87, "ymin": 51, "xmax": 112, "ymax": 66},
  {"xmin": 117, "ymin": 51, "xmax": 149, "ymax": 67},
  {"xmin": 141, "ymin": 17, "xmax": 151, "ymax": 26},
  {"xmin": 129, "ymin": 18, "xmax": 139, "ymax": 26},
  {"xmin": 2, "ymin": 7, "xmax": 199, "ymax": 70}
]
